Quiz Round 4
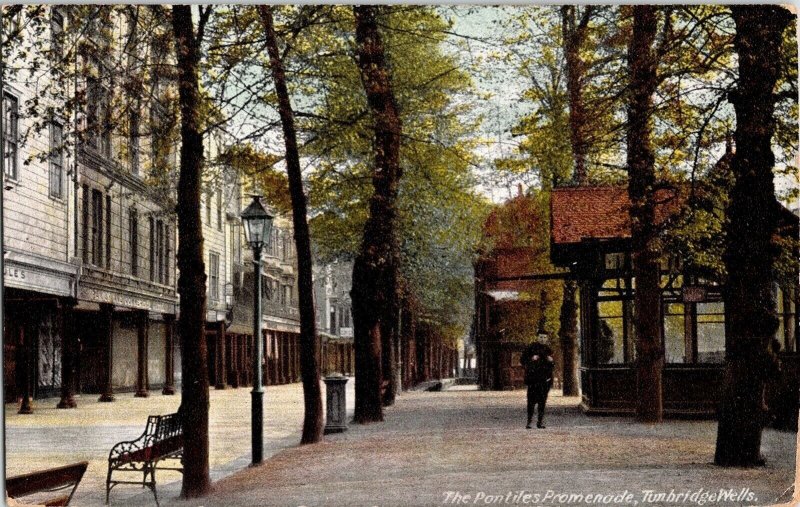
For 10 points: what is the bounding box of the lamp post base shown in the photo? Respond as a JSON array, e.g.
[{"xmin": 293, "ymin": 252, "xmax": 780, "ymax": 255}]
[{"xmin": 251, "ymin": 388, "xmax": 264, "ymax": 465}]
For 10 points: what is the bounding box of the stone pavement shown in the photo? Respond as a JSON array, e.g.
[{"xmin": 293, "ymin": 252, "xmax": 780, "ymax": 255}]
[{"xmin": 6, "ymin": 384, "xmax": 798, "ymax": 507}]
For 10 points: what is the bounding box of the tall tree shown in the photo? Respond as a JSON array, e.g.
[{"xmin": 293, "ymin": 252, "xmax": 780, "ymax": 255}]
[
  {"xmin": 350, "ymin": 5, "xmax": 403, "ymax": 423},
  {"xmin": 258, "ymin": 5, "xmax": 324, "ymax": 444},
  {"xmin": 627, "ymin": 5, "xmax": 663, "ymax": 423},
  {"xmin": 172, "ymin": 4, "xmax": 212, "ymax": 497},
  {"xmin": 558, "ymin": 5, "xmax": 593, "ymax": 397},
  {"xmin": 561, "ymin": 6, "xmax": 593, "ymax": 184},
  {"xmin": 715, "ymin": 5, "xmax": 794, "ymax": 466}
]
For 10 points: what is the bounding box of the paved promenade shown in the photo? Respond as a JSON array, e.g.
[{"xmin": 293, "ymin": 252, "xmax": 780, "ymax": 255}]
[
  {"xmin": 5, "ymin": 384, "xmax": 798, "ymax": 507},
  {"xmin": 5, "ymin": 381, "xmax": 342, "ymax": 506}
]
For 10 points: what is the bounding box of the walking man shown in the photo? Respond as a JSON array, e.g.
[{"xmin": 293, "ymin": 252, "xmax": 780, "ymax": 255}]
[{"xmin": 521, "ymin": 334, "xmax": 554, "ymax": 429}]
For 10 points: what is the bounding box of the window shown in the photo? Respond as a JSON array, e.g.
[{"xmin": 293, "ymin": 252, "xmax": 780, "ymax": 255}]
[
  {"xmin": 330, "ymin": 307, "xmax": 337, "ymax": 334},
  {"xmin": 663, "ymin": 303, "xmax": 686, "ymax": 363},
  {"xmin": 216, "ymin": 187, "xmax": 222, "ymax": 231},
  {"xmin": 105, "ymin": 194, "xmax": 111, "ymax": 269},
  {"xmin": 205, "ymin": 191, "xmax": 212, "ymax": 225},
  {"xmin": 150, "ymin": 103, "xmax": 168, "ymax": 174},
  {"xmin": 596, "ymin": 299, "xmax": 635, "ymax": 364},
  {"xmin": 157, "ymin": 219, "xmax": 164, "ymax": 283},
  {"xmin": 149, "ymin": 216, "xmax": 155, "ymax": 281},
  {"xmin": 50, "ymin": 9, "xmax": 64, "ymax": 61},
  {"xmin": 164, "ymin": 224, "xmax": 171, "ymax": 285},
  {"xmin": 129, "ymin": 109, "xmax": 140, "ymax": 176},
  {"xmin": 91, "ymin": 189, "xmax": 104, "ymax": 266},
  {"xmin": 261, "ymin": 275, "xmax": 272, "ymax": 301},
  {"xmin": 3, "ymin": 92, "xmax": 19, "ymax": 180},
  {"xmin": 49, "ymin": 122, "xmax": 64, "ymax": 198},
  {"xmin": 231, "ymin": 224, "xmax": 242, "ymax": 264},
  {"xmin": 129, "ymin": 208, "xmax": 138, "ymax": 276},
  {"xmin": 81, "ymin": 185, "xmax": 90, "ymax": 263},
  {"xmin": 696, "ymin": 302, "xmax": 725, "ymax": 363},
  {"xmin": 87, "ymin": 63, "xmax": 111, "ymax": 157},
  {"xmin": 209, "ymin": 252, "xmax": 220, "ymax": 301}
]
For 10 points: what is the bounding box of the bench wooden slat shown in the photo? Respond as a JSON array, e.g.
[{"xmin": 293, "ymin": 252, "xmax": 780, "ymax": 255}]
[{"xmin": 6, "ymin": 461, "xmax": 88, "ymax": 506}]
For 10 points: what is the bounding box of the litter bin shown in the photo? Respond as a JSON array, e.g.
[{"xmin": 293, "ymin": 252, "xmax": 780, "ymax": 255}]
[{"xmin": 324, "ymin": 374, "xmax": 349, "ymax": 434}]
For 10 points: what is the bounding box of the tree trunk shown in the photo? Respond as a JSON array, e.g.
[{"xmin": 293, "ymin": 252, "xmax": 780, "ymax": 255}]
[
  {"xmin": 172, "ymin": 5, "xmax": 211, "ymax": 497},
  {"xmin": 627, "ymin": 5, "xmax": 663, "ymax": 423},
  {"xmin": 561, "ymin": 6, "xmax": 593, "ymax": 185},
  {"xmin": 715, "ymin": 5, "xmax": 793, "ymax": 467},
  {"xmin": 350, "ymin": 5, "xmax": 403, "ymax": 423},
  {"xmin": 557, "ymin": 6, "xmax": 593, "ymax": 397},
  {"xmin": 381, "ymin": 317, "xmax": 397, "ymax": 406},
  {"xmin": 258, "ymin": 5, "xmax": 324, "ymax": 446},
  {"xmin": 559, "ymin": 280, "xmax": 579, "ymax": 395}
]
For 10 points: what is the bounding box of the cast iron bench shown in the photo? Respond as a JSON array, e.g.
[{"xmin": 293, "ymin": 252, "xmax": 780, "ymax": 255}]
[
  {"xmin": 6, "ymin": 461, "xmax": 88, "ymax": 506},
  {"xmin": 106, "ymin": 412, "xmax": 183, "ymax": 506}
]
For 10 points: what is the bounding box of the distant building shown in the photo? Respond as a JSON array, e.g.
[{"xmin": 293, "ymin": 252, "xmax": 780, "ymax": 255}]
[{"xmin": 313, "ymin": 259, "xmax": 354, "ymax": 376}]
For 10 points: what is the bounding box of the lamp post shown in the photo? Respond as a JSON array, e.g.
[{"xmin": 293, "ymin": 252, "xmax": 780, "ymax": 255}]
[{"xmin": 241, "ymin": 195, "xmax": 274, "ymax": 465}]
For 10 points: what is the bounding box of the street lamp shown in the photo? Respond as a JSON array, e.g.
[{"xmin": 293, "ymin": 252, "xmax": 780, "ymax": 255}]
[{"xmin": 241, "ymin": 195, "xmax": 274, "ymax": 465}]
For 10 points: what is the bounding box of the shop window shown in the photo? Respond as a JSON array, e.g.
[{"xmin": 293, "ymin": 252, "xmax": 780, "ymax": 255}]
[
  {"xmin": 697, "ymin": 302, "xmax": 725, "ymax": 363},
  {"xmin": 664, "ymin": 302, "xmax": 686, "ymax": 363}
]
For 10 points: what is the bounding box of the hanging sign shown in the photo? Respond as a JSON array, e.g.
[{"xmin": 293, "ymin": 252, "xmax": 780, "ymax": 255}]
[{"xmin": 682, "ymin": 285, "xmax": 708, "ymax": 303}]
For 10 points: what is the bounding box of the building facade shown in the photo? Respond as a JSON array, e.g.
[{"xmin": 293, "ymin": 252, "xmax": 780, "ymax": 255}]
[
  {"xmin": 549, "ymin": 186, "xmax": 798, "ymax": 417},
  {"xmin": 2, "ymin": 7, "xmax": 306, "ymax": 413}
]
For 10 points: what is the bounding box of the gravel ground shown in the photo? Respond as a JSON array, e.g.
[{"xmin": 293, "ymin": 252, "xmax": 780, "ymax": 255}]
[{"xmin": 6, "ymin": 385, "xmax": 797, "ymax": 507}]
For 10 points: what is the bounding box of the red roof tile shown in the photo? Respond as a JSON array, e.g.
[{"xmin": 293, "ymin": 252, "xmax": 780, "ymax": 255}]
[{"xmin": 551, "ymin": 186, "xmax": 682, "ymax": 245}]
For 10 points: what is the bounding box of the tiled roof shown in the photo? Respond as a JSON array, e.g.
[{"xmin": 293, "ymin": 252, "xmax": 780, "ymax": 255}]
[{"xmin": 550, "ymin": 186, "xmax": 682, "ymax": 245}]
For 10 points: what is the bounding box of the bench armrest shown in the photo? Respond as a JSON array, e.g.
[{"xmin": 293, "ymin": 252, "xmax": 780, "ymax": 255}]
[{"xmin": 108, "ymin": 435, "xmax": 152, "ymax": 464}]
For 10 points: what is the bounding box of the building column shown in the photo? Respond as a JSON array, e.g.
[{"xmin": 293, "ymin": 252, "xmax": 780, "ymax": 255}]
[
  {"xmin": 290, "ymin": 334, "xmax": 298, "ymax": 382},
  {"xmin": 162, "ymin": 313, "xmax": 176, "ymax": 395},
  {"xmin": 275, "ymin": 333, "xmax": 283, "ymax": 384},
  {"xmin": 261, "ymin": 329, "xmax": 269, "ymax": 383},
  {"xmin": 349, "ymin": 343, "xmax": 355, "ymax": 376},
  {"xmin": 135, "ymin": 310, "xmax": 150, "ymax": 397},
  {"xmin": 98, "ymin": 303, "xmax": 115, "ymax": 402},
  {"xmin": 57, "ymin": 299, "xmax": 78, "ymax": 409},
  {"xmin": 321, "ymin": 341, "xmax": 328, "ymax": 377},
  {"xmin": 295, "ymin": 335, "xmax": 302, "ymax": 380},
  {"xmin": 247, "ymin": 334, "xmax": 254, "ymax": 386},
  {"xmin": 265, "ymin": 331, "xmax": 273, "ymax": 386},
  {"xmin": 215, "ymin": 321, "xmax": 227, "ymax": 389},
  {"xmin": 229, "ymin": 334, "xmax": 239, "ymax": 388}
]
